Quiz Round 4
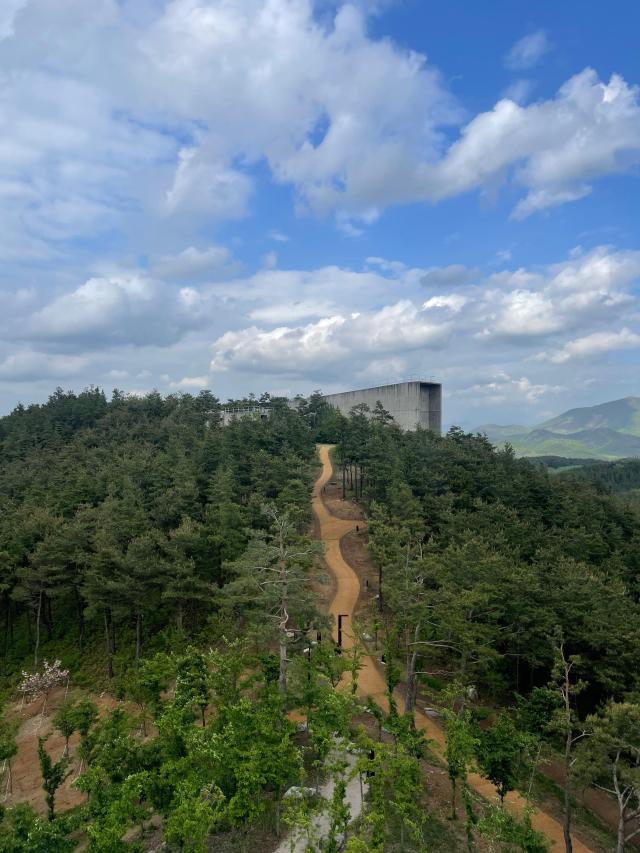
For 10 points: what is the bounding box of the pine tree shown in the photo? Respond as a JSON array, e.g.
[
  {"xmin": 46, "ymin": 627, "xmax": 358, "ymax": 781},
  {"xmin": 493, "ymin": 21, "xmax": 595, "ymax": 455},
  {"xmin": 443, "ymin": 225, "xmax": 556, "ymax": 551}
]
[{"xmin": 222, "ymin": 504, "xmax": 321, "ymax": 705}]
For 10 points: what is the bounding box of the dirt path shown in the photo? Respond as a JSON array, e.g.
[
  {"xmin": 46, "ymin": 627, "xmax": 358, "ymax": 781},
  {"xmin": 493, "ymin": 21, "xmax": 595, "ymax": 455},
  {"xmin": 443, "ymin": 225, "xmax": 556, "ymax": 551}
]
[
  {"xmin": 273, "ymin": 749, "xmax": 365, "ymax": 853},
  {"xmin": 312, "ymin": 443, "xmax": 593, "ymax": 853}
]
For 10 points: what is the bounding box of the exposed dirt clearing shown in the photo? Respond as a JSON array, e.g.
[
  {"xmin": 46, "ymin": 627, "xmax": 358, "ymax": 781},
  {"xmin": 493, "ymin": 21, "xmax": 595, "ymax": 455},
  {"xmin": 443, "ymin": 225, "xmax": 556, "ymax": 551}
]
[{"xmin": 3, "ymin": 686, "xmax": 123, "ymax": 816}]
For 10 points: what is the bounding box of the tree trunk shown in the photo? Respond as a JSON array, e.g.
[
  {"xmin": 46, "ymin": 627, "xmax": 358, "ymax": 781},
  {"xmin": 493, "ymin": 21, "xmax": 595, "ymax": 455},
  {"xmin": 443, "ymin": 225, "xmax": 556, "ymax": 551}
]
[
  {"xmin": 378, "ymin": 563, "xmax": 383, "ymax": 612},
  {"xmin": 135, "ymin": 612, "xmax": 142, "ymax": 666},
  {"xmin": 617, "ymin": 807, "xmax": 625, "ymax": 853},
  {"xmin": 404, "ymin": 624, "xmax": 420, "ymax": 724},
  {"xmin": 103, "ymin": 610, "xmax": 114, "ymax": 679},
  {"xmin": 563, "ymin": 726, "xmax": 573, "ymax": 852},
  {"xmin": 278, "ymin": 634, "xmax": 288, "ymax": 704},
  {"xmin": 25, "ymin": 608, "xmax": 32, "ymax": 646},
  {"xmin": 44, "ymin": 593, "xmax": 53, "ymax": 639},
  {"xmin": 450, "ymin": 776, "xmax": 457, "ymax": 820},
  {"xmin": 34, "ymin": 588, "xmax": 43, "ymax": 668},
  {"xmin": 3, "ymin": 595, "xmax": 12, "ymax": 656},
  {"xmin": 75, "ymin": 589, "xmax": 85, "ymax": 653}
]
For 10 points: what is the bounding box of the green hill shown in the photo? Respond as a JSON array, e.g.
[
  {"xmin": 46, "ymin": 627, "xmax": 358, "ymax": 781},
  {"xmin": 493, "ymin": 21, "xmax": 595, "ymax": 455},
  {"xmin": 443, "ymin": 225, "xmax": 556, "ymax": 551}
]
[
  {"xmin": 539, "ymin": 396, "xmax": 640, "ymax": 435},
  {"xmin": 475, "ymin": 397, "xmax": 640, "ymax": 459}
]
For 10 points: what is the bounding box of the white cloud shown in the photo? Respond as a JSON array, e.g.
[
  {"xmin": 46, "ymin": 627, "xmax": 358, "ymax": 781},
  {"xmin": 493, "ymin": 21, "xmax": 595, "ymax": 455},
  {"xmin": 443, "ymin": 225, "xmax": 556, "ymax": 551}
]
[
  {"xmin": 421, "ymin": 264, "xmax": 477, "ymax": 287},
  {"xmin": 0, "ymin": 351, "xmax": 90, "ymax": 381},
  {"xmin": 0, "ymin": 0, "xmax": 27, "ymax": 41},
  {"xmin": 0, "ymin": 0, "xmax": 637, "ymax": 260},
  {"xmin": 540, "ymin": 328, "xmax": 640, "ymax": 364},
  {"xmin": 479, "ymin": 246, "xmax": 640, "ymax": 341},
  {"xmin": 501, "ymin": 78, "xmax": 534, "ymax": 104},
  {"xmin": 261, "ymin": 250, "xmax": 278, "ymax": 269},
  {"xmin": 28, "ymin": 274, "xmax": 211, "ymax": 348},
  {"xmin": 249, "ymin": 300, "xmax": 337, "ymax": 323},
  {"xmin": 169, "ymin": 375, "xmax": 209, "ymax": 389},
  {"xmin": 151, "ymin": 245, "xmax": 242, "ymax": 280},
  {"xmin": 423, "ymin": 294, "xmax": 467, "ymax": 313},
  {"xmin": 268, "ymin": 230, "xmax": 290, "ymax": 243},
  {"xmin": 164, "ymin": 146, "xmax": 252, "ymax": 219},
  {"xmin": 210, "ymin": 300, "xmax": 451, "ymax": 376},
  {"xmin": 511, "ymin": 186, "xmax": 592, "ymax": 220},
  {"xmin": 504, "ymin": 31, "xmax": 549, "ymax": 71},
  {"xmin": 423, "ymin": 70, "xmax": 640, "ymax": 218},
  {"xmin": 457, "ymin": 374, "xmax": 563, "ymax": 405}
]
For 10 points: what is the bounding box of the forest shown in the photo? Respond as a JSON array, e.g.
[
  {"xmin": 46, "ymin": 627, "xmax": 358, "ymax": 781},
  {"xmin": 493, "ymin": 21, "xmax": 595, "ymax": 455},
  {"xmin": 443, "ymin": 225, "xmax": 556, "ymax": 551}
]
[{"xmin": 0, "ymin": 387, "xmax": 639, "ymax": 851}]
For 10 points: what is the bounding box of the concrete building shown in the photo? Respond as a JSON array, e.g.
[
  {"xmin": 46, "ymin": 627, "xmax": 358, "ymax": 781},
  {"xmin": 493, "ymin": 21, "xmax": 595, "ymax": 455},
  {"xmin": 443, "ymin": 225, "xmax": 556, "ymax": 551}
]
[
  {"xmin": 219, "ymin": 404, "xmax": 272, "ymax": 427},
  {"xmin": 323, "ymin": 381, "xmax": 442, "ymax": 433}
]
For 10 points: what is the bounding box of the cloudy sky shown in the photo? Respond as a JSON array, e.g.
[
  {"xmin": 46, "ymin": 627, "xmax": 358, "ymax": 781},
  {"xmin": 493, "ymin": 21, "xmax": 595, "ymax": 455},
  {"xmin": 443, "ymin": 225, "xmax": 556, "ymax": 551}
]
[{"xmin": 1, "ymin": 0, "xmax": 639, "ymax": 426}]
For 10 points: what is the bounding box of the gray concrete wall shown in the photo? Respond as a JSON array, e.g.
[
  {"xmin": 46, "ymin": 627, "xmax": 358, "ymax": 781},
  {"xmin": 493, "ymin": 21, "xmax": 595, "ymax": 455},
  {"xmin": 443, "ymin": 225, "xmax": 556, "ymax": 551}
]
[{"xmin": 323, "ymin": 382, "xmax": 442, "ymax": 433}]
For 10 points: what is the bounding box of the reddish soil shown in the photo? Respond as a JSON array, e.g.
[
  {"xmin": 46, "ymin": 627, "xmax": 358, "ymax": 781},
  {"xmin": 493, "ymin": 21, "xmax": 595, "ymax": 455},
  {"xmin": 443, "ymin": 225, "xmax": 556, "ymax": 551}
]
[{"xmin": 2, "ymin": 685, "xmax": 123, "ymax": 816}]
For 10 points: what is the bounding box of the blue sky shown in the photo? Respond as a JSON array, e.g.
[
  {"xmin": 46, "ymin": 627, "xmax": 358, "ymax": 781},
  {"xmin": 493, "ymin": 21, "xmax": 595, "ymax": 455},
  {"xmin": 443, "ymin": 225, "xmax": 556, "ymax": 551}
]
[{"xmin": 0, "ymin": 0, "xmax": 639, "ymax": 427}]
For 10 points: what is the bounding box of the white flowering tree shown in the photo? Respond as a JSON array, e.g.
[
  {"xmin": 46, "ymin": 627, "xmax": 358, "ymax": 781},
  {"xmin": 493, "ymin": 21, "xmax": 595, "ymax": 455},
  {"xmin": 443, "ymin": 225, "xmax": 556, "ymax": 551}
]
[{"xmin": 19, "ymin": 659, "xmax": 69, "ymax": 716}]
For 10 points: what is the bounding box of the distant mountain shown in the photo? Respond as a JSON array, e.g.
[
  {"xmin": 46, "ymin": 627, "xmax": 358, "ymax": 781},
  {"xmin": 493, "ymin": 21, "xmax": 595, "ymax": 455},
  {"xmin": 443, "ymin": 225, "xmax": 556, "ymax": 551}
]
[
  {"xmin": 475, "ymin": 397, "xmax": 640, "ymax": 460},
  {"xmin": 539, "ymin": 396, "xmax": 640, "ymax": 435},
  {"xmin": 473, "ymin": 424, "xmax": 530, "ymax": 441}
]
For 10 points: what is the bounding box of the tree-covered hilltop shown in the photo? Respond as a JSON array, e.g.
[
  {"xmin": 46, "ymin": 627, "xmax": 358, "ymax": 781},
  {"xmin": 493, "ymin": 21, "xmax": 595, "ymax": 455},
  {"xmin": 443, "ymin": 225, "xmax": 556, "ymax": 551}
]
[
  {"xmin": 1, "ymin": 388, "xmax": 639, "ymax": 850},
  {"xmin": 0, "ymin": 387, "xmax": 316, "ymax": 681},
  {"xmin": 558, "ymin": 457, "xmax": 640, "ymax": 493}
]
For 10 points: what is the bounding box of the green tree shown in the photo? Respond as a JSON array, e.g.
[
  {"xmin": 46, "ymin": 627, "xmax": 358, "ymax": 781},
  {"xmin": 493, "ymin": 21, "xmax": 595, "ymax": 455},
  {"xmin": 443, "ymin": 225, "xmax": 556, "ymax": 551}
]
[
  {"xmin": 549, "ymin": 636, "xmax": 587, "ymax": 853},
  {"xmin": 71, "ymin": 698, "xmax": 98, "ymax": 775},
  {"xmin": 574, "ymin": 701, "xmax": 640, "ymax": 853},
  {"xmin": 53, "ymin": 701, "xmax": 77, "ymax": 756},
  {"xmin": 0, "ymin": 803, "xmax": 73, "ymax": 852},
  {"xmin": 223, "ymin": 504, "xmax": 321, "ymax": 704},
  {"xmin": 476, "ymin": 714, "xmax": 523, "ymax": 802},
  {"xmin": 478, "ymin": 803, "xmax": 549, "ymax": 852},
  {"xmin": 175, "ymin": 648, "xmax": 210, "ymax": 726},
  {"xmin": 444, "ymin": 707, "xmax": 478, "ymax": 821},
  {"xmin": 164, "ymin": 782, "xmax": 224, "ymax": 853},
  {"xmin": 38, "ymin": 737, "xmax": 70, "ymax": 820},
  {"xmin": 0, "ymin": 716, "xmax": 19, "ymax": 796}
]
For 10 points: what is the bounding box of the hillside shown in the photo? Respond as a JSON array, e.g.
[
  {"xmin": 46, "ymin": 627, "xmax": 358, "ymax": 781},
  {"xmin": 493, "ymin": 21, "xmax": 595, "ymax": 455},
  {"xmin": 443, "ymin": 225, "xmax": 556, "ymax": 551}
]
[
  {"xmin": 0, "ymin": 388, "xmax": 638, "ymax": 851},
  {"xmin": 476, "ymin": 396, "xmax": 640, "ymax": 459},
  {"xmin": 556, "ymin": 457, "xmax": 640, "ymax": 508},
  {"xmin": 540, "ymin": 396, "xmax": 640, "ymax": 435}
]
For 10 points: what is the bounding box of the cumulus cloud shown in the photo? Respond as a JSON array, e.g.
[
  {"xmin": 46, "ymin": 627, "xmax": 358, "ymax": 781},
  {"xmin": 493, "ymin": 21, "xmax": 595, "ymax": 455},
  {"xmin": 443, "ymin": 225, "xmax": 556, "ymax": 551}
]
[
  {"xmin": 151, "ymin": 245, "xmax": 242, "ymax": 280},
  {"xmin": 479, "ymin": 247, "xmax": 640, "ymax": 341},
  {"xmin": 0, "ymin": 236, "xmax": 636, "ymax": 424},
  {"xmin": 511, "ymin": 186, "xmax": 592, "ymax": 220},
  {"xmin": 501, "ymin": 78, "xmax": 535, "ymax": 105},
  {"xmin": 2, "ymin": 0, "xmax": 634, "ymax": 259},
  {"xmin": 169, "ymin": 375, "xmax": 209, "ymax": 389},
  {"xmin": 540, "ymin": 328, "xmax": 640, "ymax": 364},
  {"xmin": 422, "ymin": 294, "xmax": 467, "ymax": 313},
  {"xmin": 504, "ymin": 31, "xmax": 550, "ymax": 71},
  {"xmin": 0, "ymin": 0, "xmax": 27, "ymax": 41},
  {"xmin": 423, "ymin": 70, "xmax": 640, "ymax": 218},
  {"xmin": 28, "ymin": 274, "xmax": 211, "ymax": 348},
  {"xmin": 456, "ymin": 373, "xmax": 563, "ymax": 405},
  {"xmin": 421, "ymin": 265, "xmax": 477, "ymax": 288},
  {"xmin": 268, "ymin": 230, "xmax": 290, "ymax": 243},
  {"xmin": 0, "ymin": 351, "xmax": 90, "ymax": 381},
  {"xmin": 210, "ymin": 300, "xmax": 451, "ymax": 376}
]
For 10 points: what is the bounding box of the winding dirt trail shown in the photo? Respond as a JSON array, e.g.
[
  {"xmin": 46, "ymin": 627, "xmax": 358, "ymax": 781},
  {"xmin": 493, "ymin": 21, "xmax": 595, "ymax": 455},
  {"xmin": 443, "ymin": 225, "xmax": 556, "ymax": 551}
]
[{"xmin": 312, "ymin": 443, "xmax": 593, "ymax": 853}]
